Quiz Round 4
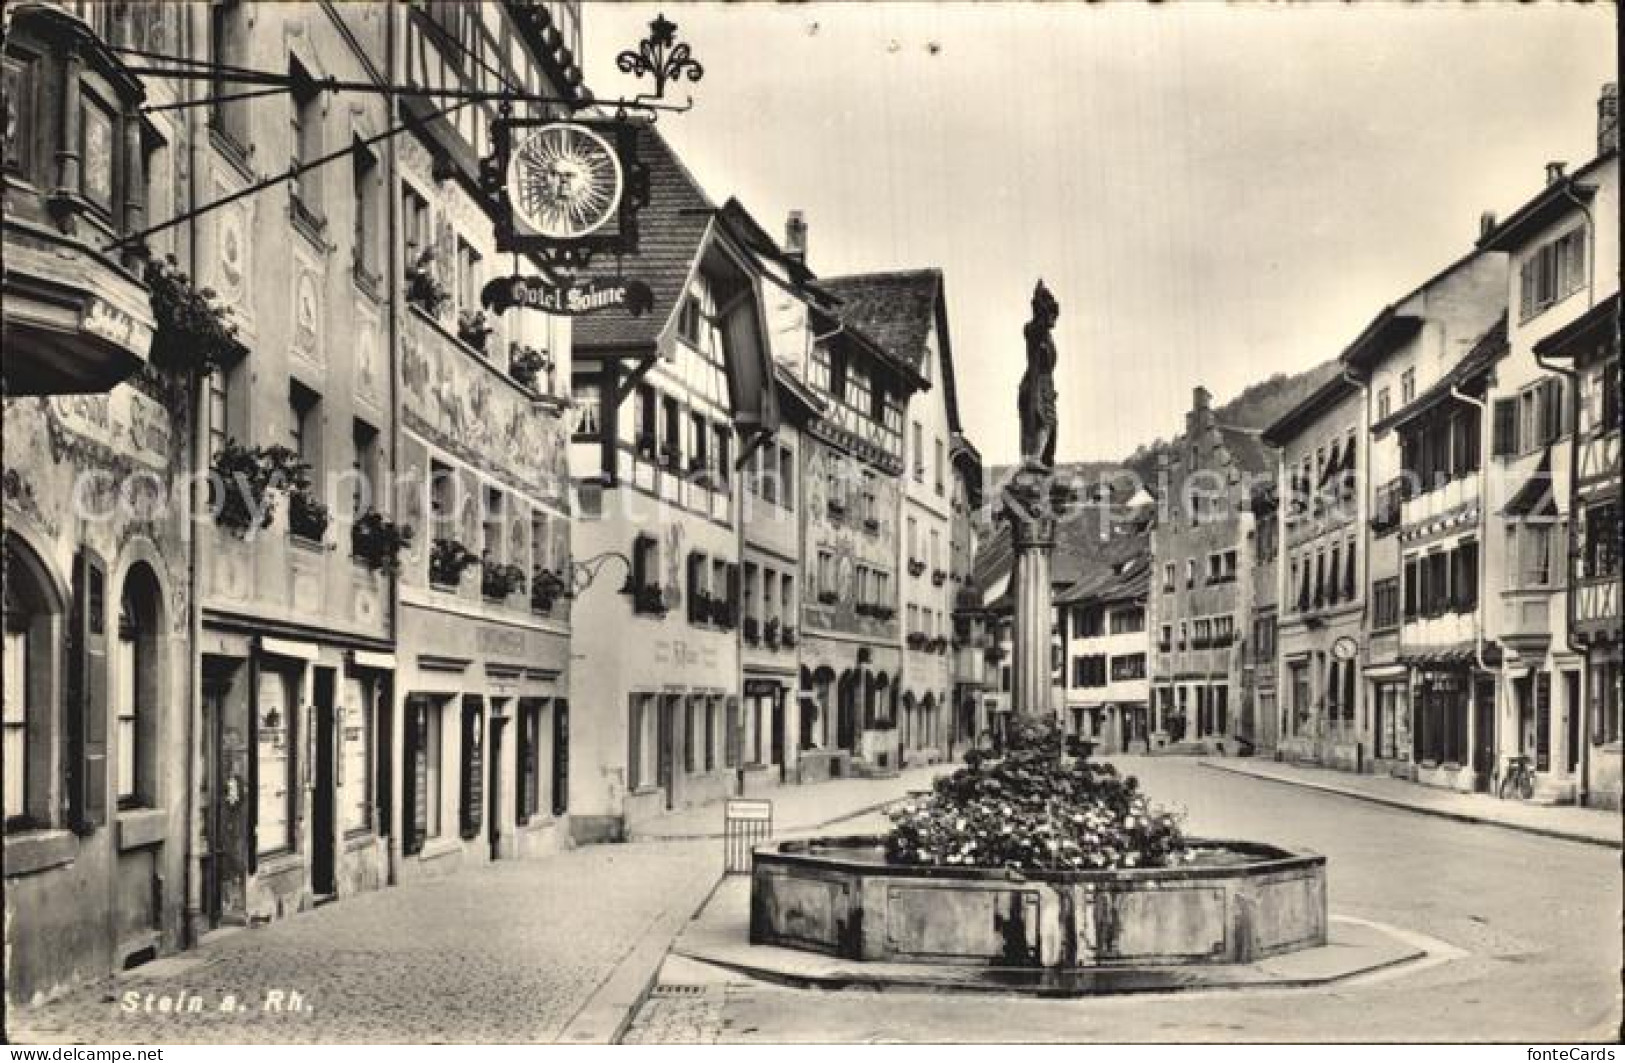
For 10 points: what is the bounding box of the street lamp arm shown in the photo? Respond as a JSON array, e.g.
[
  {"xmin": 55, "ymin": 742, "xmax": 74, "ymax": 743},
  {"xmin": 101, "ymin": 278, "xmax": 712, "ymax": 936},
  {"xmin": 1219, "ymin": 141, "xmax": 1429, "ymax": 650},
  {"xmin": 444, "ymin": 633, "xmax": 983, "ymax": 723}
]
[{"xmin": 566, "ymin": 551, "xmax": 635, "ymax": 599}]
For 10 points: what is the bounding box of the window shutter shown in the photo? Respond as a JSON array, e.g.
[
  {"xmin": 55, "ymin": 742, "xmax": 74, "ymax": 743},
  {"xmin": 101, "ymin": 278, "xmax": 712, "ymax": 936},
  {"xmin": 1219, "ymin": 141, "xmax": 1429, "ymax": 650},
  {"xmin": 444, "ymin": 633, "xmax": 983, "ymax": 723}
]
[
  {"xmin": 69, "ymin": 549, "xmax": 109, "ymax": 834},
  {"xmin": 627, "ymin": 698, "xmax": 643, "ymax": 790},
  {"xmin": 1519, "ymin": 262, "xmax": 1534, "ymax": 319},
  {"xmin": 686, "ymin": 552, "xmax": 703, "ymax": 622},
  {"xmin": 1345, "ymin": 541, "xmax": 1357, "ymax": 598},
  {"xmin": 403, "ymin": 701, "xmax": 426, "ymax": 855},
  {"xmin": 727, "ymin": 563, "xmax": 741, "ymax": 614},
  {"xmin": 1492, "ymin": 399, "xmax": 1517, "ymax": 458},
  {"xmin": 552, "ymin": 700, "xmax": 569, "ymax": 817},
  {"xmin": 1403, "ymin": 558, "xmax": 1418, "ymax": 619},
  {"xmin": 1458, "ymin": 540, "xmax": 1479, "ymax": 611},
  {"xmin": 460, "ymin": 702, "xmax": 482, "ymax": 839}
]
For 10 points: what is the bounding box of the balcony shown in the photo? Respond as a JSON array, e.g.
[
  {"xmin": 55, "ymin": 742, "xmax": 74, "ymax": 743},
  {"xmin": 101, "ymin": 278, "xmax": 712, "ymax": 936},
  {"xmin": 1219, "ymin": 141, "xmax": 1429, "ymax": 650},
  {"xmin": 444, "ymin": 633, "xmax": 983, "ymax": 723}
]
[
  {"xmin": 3, "ymin": 4, "xmax": 156, "ymax": 394},
  {"xmin": 1400, "ymin": 474, "xmax": 1475, "ymax": 530}
]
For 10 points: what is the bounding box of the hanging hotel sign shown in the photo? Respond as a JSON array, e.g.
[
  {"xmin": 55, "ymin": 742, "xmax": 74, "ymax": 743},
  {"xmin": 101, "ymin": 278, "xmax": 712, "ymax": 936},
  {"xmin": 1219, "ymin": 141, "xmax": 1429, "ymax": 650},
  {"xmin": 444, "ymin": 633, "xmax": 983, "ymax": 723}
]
[
  {"xmin": 481, "ymin": 119, "xmax": 649, "ymax": 267},
  {"xmin": 481, "ymin": 274, "xmax": 654, "ymax": 317}
]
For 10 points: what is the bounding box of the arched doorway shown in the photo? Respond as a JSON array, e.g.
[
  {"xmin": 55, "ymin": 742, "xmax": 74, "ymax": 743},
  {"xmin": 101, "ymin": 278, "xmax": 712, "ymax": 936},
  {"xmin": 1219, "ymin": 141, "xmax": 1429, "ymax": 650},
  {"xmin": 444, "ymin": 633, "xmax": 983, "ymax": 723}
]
[
  {"xmin": 3, "ymin": 532, "xmax": 65, "ymax": 831},
  {"xmin": 921, "ymin": 692, "xmax": 938, "ymax": 752},
  {"xmin": 836, "ymin": 669, "xmax": 859, "ymax": 753},
  {"xmin": 900, "ymin": 691, "xmax": 917, "ymax": 750}
]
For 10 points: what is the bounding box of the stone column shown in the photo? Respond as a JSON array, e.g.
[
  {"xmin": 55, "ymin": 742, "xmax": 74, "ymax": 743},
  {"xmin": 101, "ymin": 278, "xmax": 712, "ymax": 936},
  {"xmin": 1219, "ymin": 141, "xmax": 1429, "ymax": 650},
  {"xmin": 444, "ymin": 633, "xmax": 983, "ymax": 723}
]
[{"xmin": 1003, "ymin": 470, "xmax": 1063, "ymax": 720}]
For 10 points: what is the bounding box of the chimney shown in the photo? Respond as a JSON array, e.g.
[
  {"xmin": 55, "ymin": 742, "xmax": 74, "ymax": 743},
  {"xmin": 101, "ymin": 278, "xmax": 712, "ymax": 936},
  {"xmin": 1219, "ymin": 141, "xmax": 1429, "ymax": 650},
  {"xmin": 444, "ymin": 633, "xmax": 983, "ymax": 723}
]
[
  {"xmin": 1479, "ymin": 211, "xmax": 1497, "ymax": 239},
  {"xmin": 784, "ymin": 210, "xmax": 807, "ymax": 264},
  {"xmin": 1193, "ymin": 385, "xmax": 1211, "ymax": 412},
  {"xmin": 1545, "ymin": 161, "xmax": 1567, "ymax": 186},
  {"xmin": 1600, "ymin": 82, "xmax": 1619, "ymax": 156}
]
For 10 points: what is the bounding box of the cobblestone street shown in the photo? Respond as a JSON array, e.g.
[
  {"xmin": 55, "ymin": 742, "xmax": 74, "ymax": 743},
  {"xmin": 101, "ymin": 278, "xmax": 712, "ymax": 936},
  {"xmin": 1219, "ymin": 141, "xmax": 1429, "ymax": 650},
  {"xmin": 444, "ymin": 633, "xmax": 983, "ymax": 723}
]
[
  {"xmin": 11, "ymin": 841, "xmax": 717, "ymax": 1044},
  {"xmin": 8, "ymin": 769, "xmax": 943, "ymax": 1044}
]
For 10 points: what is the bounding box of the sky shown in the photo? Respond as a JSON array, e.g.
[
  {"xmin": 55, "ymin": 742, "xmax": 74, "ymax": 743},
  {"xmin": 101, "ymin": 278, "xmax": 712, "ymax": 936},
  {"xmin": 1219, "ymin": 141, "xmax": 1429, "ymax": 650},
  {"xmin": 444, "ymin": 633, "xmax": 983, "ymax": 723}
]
[{"xmin": 583, "ymin": 3, "xmax": 1616, "ymax": 468}]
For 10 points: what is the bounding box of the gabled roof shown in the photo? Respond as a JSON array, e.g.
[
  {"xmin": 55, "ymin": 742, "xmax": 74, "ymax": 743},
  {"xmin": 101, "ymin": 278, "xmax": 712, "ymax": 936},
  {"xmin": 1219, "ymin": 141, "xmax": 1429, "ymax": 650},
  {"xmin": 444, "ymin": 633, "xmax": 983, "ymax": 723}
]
[
  {"xmin": 1373, "ymin": 313, "xmax": 1509, "ymax": 435},
  {"xmin": 1478, "ymin": 152, "xmax": 1615, "ymax": 253},
  {"xmin": 570, "ymin": 123, "xmax": 718, "ymax": 355},
  {"xmin": 818, "ymin": 270, "xmax": 939, "ymax": 397},
  {"xmin": 1055, "ymin": 530, "xmax": 1153, "ymax": 609},
  {"xmin": 1261, "ymin": 373, "xmax": 1360, "ymax": 448},
  {"xmin": 1217, "ymin": 424, "xmax": 1271, "ymax": 476}
]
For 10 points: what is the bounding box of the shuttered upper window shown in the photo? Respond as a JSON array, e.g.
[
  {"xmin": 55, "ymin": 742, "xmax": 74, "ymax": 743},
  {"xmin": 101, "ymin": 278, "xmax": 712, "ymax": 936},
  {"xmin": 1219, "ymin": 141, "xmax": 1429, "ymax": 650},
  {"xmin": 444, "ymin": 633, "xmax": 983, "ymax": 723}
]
[{"xmin": 1519, "ymin": 228, "xmax": 1586, "ymax": 322}]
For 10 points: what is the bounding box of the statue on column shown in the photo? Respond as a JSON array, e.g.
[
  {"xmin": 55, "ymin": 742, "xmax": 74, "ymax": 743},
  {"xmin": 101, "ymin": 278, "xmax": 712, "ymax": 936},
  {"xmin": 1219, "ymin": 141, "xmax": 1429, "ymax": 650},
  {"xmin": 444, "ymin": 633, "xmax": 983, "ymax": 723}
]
[{"xmin": 1018, "ymin": 280, "xmax": 1060, "ymax": 471}]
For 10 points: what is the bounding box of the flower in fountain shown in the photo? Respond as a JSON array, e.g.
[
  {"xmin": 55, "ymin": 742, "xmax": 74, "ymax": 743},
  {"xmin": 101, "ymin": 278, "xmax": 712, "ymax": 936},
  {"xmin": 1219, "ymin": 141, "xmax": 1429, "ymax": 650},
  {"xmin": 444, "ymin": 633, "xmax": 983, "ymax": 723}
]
[{"xmin": 885, "ymin": 718, "xmax": 1189, "ymax": 872}]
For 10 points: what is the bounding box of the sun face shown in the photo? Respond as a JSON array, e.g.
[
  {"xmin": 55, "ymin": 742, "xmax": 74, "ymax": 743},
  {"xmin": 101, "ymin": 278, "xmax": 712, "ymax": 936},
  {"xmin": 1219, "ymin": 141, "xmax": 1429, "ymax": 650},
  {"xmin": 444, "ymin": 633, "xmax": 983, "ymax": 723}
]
[{"xmin": 507, "ymin": 123, "xmax": 624, "ymax": 240}]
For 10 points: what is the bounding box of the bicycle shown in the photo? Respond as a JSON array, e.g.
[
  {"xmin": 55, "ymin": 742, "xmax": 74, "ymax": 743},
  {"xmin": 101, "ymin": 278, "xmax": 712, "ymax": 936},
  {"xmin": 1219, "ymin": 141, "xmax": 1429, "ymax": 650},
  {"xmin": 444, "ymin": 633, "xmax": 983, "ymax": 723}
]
[{"xmin": 1497, "ymin": 753, "xmax": 1536, "ymax": 801}]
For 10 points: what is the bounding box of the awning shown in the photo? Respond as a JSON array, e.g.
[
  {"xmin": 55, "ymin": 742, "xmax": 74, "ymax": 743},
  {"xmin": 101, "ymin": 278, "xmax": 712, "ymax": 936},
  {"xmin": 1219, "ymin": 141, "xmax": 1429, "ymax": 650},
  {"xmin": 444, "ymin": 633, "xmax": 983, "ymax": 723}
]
[
  {"xmin": 1399, "ymin": 643, "xmax": 1502, "ymax": 667},
  {"xmin": 1500, "ymin": 447, "xmax": 1558, "ymax": 518},
  {"xmin": 258, "ymin": 636, "xmax": 319, "ymax": 662}
]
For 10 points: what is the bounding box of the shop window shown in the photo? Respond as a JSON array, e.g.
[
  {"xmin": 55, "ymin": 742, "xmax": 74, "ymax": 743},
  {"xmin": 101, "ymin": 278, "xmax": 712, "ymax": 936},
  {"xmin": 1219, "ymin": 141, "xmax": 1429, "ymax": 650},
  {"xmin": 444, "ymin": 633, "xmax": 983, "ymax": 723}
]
[
  {"xmin": 705, "ymin": 698, "xmax": 718, "ymax": 772},
  {"xmin": 256, "ymin": 668, "xmax": 298, "ymax": 857},
  {"xmin": 458, "ymin": 698, "xmax": 484, "ymax": 839},
  {"xmin": 628, "ymin": 694, "xmax": 658, "ymax": 789},
  {"xmin": 403, "ymin": 696, "xmax": 444, "ymax": 854},
  {"xmin": 341, "ymin": 676, "xmax": 373, "ymax": 834},
  {"xmin": 1592, "ymin": 660, "xmax": 1622, "ymax": 746}
]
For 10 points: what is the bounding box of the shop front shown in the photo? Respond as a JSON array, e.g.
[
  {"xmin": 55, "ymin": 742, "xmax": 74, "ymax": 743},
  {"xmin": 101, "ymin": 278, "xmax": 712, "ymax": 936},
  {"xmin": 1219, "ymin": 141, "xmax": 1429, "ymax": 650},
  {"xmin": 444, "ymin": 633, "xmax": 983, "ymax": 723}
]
[
  {"xmin": 1409, "ymin": 660, "xmax": 1496, "ymax": 793},
  {"xmin": 395, "ymin": 606, "xmax": 570, "ymax": 883}
]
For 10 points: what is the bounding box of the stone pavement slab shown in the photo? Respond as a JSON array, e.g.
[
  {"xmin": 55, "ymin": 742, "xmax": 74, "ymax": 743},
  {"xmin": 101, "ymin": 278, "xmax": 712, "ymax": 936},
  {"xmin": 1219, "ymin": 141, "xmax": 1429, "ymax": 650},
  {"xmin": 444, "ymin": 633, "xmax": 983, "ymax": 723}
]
[
  {"xmin": 630, "ymin": 764, "xmax": 949, "ymax": 840},
  {"xmin": 666, "ymin": 877, "xmax": 1428, "ymax": 997},
  {"xmin": 1201, "ymin": 758, "xmax": 1623, "ymax": 849}
]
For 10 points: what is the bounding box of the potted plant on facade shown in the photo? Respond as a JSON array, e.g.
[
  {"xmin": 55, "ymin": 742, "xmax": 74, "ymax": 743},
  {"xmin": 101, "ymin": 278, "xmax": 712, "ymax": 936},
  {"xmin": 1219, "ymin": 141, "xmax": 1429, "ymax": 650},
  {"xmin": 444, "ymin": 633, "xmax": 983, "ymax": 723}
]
[
  {"xmin": 781, "ymin": 625, "xmax": 797, "ymax": 648},
  {"xmin": 208, "ymin": 441, "xmax": 308, "ymax": 538},
  {"xmin": 531, "ymin": 566, "xmax": 567, "ymax": 613},
  {"xmin": 287, "ymin": 486, "xmax": 330, "ymax": 544},
  {"xmin": 764, "ymin": 617, "xmax": 781, "ymax": 649},
  {"xmin": 145, "ymin": 254, "xmax": 241, "ymax": 378},
  {"xmin": 932, "ymin": 568, "xmax": 948, "ymax": 587},
  {"xmin": 457, "ymin": 309, "xmax": 494, "ymax": 353},
  {"xmin": 351, "ymin": 510, "xmax": 413, "ymax": 573},
  {"xmin": 481, "ymin": 558, "xmax": 526, "ymax": 601},
  {"xmin": 713, "ymin": 596, "xmax": 737, "ymax": 630},
  {"xmin": 509, "ymin": 342, "xmax": 552, "ymax": 393},
  {"xmin": 689, "ymin": 589, "xmax": 714, "ymax": 625},
  {"xmin": 909, "ymin": 558, "xmax": 927, "ymax": 577},
  {"xmin": 405, "ymin": 246, "xmax": 449, "ymax": 318},
  {"xmin": 743, "ymin": 616, "xmax": 761, "ymax": 645},
  {"xmin": 659, "ymin": 440, "xmax": 682, "ymax": 472},
  {"xmin": 817, "ymin": 588, "xmax": 838, "ymax": 606},
  {"xmin": 632, "ymin": 583, "xmax": 667, "ymax": 616},
  {"xmin": 429, "ymin": 537, "xmax": 480, "ymax": 589},
  {"xmin": 635, "ymin": 431, "xmax": 658, "ymax": 461}
]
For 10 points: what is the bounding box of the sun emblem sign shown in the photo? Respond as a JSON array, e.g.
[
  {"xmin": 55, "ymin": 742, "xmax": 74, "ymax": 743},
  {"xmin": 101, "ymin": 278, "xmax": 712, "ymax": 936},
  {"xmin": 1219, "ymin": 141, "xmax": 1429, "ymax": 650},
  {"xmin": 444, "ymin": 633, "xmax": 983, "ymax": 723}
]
[{"xmin": 508, "ymin": 123, "xmax": 624, "ymax": 240}]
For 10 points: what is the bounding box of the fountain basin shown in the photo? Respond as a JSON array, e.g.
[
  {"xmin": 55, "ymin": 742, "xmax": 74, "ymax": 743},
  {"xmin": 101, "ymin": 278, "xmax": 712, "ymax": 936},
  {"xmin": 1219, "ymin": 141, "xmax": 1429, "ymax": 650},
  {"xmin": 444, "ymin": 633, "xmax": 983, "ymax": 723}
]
[{"xmin": 750, "ymin": 836, "xmax": 1326, "ymax": 969}]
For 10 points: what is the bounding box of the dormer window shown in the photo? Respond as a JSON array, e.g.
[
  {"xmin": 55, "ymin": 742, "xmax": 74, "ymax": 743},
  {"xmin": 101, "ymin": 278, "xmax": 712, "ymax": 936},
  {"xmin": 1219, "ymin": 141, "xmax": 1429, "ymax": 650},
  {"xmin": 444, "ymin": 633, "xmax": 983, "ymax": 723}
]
[{"xmin": 677, "ymin": 295, "xmax": 703, "ymax": 346}]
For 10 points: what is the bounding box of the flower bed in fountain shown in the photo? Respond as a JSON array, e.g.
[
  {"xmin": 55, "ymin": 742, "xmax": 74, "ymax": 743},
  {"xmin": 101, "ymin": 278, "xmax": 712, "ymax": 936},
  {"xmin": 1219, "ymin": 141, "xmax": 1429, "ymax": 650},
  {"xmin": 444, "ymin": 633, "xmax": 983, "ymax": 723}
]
[{"xmin": 751, "ymin": 720, "xmax": 1326, "ymax": 970}]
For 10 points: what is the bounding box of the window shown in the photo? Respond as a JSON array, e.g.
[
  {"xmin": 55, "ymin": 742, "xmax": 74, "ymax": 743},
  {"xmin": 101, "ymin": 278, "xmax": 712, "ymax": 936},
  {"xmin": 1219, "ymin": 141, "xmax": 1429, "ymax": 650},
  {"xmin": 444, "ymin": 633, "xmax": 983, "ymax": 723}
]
[
  {"xmin": 517, "ymin": 700, "xmax": 544, "ymax": 821},
  {"xmin": 715, "ymin": 425, "xmax": 732, "ymax": 492},
  {"xmin": 1252, "ymin": 614, "xmax": 1276, "ymax": 660},
  {"xmin": 455, "ymin": 236, "xmax": 481, "ymax": 320},
  {"xmin": 209, "ymin": 1, "xmax": 250, "ymax": 148},
  {"xmin": 351, "ymin": 138, "xmax": 379, "ymax": 280},
  {"xmin": 2, "ymin": 585, "xmax": 34, "ymax": 827},
  {"xmin": 1510, "ymin": 522, "xmax": 1557, "ymax": 588},
  {"xmin": 457, "ymin": 699, "xmax": 484, "ymax": 839},
  {"xmin": 403, "ymin": 697, "xmax": 445, "ymax": 852},
  {"xmin": 1376, "ymin": 387, "xmax": 1391, "ymax": 421},
  {"xmin": 1185, "ymin": 558, "xmax": 1197, "ymax": 588},
  {"xmin": 288, "ymin": 58, "xmax": 324, "ymax": 223},
  {"xmin": 809, "ymin": 343, "xmax": 831, "ymax": 392},
  {"xmin": 114, "ymin": 590, "xmax": 141, "ymax": 805},
  {"xmin": 352, "ymin": 420, "xmax": 379, "ymax": 520},
  {"xmin": 1592, "ymin": 659, "xmax": 1621, "ymax": 746},
  {"xmin": 289, "ymin": 381, "xmax": 321, "ymax": 487},
  {"xmin": 1159, "ymin": 623, "xmax": 1173, "ymax": 652},
  {"xmin": 1373, "ymin": 576, "xmax": 1400, "ymax": 630},
  {"xmin": 1162, "ymin": 563, "xmax": 1175, "ymax": 592},
  {"xmin": 684, "ymin": 697, "xmax": 699, "ymax": 773},
  {"xmin": 1401, "ymin": 368, "xmax": 1416, "ymax": 404},
  {"xmin": 677, "ymin": 296, "xmax": 703, "ymax": 346},
  {"xmin": 778, "ymin": 445, "xmax": 794, "ymax": 508},
  {"xmin": 934, "ymin": 438, "xmax": 945, "ymax": 494},
  {"xmin": 1581, "ymin": 501, "xmax": 1620, "ymax": 580},
  {"xmin": 912, "ymin": 422, "xmax": 924, "ymax": 480},
  {"xmin": 1073, "ymin": 607, "xmax": 1103, "ymax": 638},
  {"xmin": 661, "ymin": 395, "xmax": 681, "ymax": 470},
  {"xmin": 482, "ymin": 486, "xmax": 505, "ymax": 562},
  {"xmin": 1519, "ymin": 227, "xmax": 1587, "ymax": 321},
  {"xmin": 1110, "ymin": 654, "xmax": 1147, "ymax": 681},
  {"xmin": 1071, "ymin": 655, "xmax": 1107, "ymax": 688},
  {"xmin": 1110, "ymin": 607, "xmax": 1145, "ymax": 635},
  {"xmin": 402, "ymin": 182, "xmax": 432, "ymax": 261},
  {"xmin": 1177, "ymin": 620, "xmax": 1188, "ymax": 650},
  {"xmin": 256, "ymin": 669, "xmax": 298, "ymax": 856},
  {"xmin": 628, "ymin": 694, "xmax": 658, "ymax": 789}
]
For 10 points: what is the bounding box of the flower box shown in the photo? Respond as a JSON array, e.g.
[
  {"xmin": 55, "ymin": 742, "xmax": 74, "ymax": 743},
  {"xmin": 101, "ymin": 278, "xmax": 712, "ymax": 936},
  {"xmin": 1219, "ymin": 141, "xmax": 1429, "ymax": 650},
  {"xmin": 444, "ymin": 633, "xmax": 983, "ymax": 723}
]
[
  {"xmin": 632, "ymin": 584, "xmax": 668, "ymax": 616},
  {"xmin": 429, "ymin": 538, "xmax": 480, "ymax": 589},
  {"xmin": 351, "ymin": 511, "xmax": 413, "ymax": 573},
  {"xmin": 481, "ymin": 560, "xmax": 526, "ymax": 601}
]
